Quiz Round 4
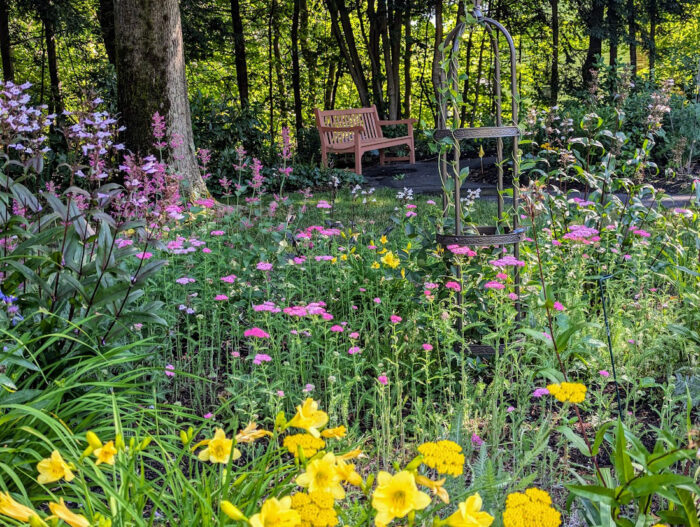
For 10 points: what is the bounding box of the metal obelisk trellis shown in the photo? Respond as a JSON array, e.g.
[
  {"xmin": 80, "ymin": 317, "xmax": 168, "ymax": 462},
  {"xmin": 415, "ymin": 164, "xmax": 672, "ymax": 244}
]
[{"xmin": 435, "ymin": 0, "xmax": 524, "ymax": 357}]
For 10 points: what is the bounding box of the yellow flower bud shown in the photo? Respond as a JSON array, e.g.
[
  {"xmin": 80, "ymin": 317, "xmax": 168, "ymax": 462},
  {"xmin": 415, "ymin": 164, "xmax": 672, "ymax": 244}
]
[
  {"xmin": 138, "ymin": 437, "xmax": 152, "ymax": 451},
  {"xmin": 86, "ymin": 431, "xmax": 103, "ymax": 449},
  {"xmin": 115, "ymin": 434, "xmax": 125, "ymax": 451},
  {"xmin": 180, "ymin": 430, "xmax": 189, "ymax": 445},
  {"xmin": 221, "ymin": 500, "xmax": 247, "ymax": 521}
]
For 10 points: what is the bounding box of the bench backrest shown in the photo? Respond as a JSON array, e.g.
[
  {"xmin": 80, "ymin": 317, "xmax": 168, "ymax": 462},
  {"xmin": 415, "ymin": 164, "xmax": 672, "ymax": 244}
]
[{"xmin": 314, "ymin": 105, "xmax": 383, "ymax": 147}]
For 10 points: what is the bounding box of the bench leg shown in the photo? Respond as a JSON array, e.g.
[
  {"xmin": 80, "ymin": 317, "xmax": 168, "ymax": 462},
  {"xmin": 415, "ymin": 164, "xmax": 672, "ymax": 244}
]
[
  {"xmin": 321, "ymin": 148, "xmax": 328, "ymax": 168},
  {"xmin": 354, "ymin": 151, "xmax": 362, "ymax": 175},
  {"xmin": 409, "ymin": 140, "xmax": 416, "ymax": 164}
]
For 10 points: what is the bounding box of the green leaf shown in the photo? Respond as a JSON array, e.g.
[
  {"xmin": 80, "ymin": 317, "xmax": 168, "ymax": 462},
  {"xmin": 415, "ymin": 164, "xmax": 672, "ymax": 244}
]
[
  {"xmin": 566, "ymin": 484, "xmax": 619, "ymax": 506},
  {"xmin": 557, "ymin": 425, "xmax": 591, "ymax": 457},
  {"xmin": 613, "ymin": 421, "xmax": 634, "ymax": 484},
  {"xmin": 627, "ymin": 474, "xmax": 696, "ymax": 498}
]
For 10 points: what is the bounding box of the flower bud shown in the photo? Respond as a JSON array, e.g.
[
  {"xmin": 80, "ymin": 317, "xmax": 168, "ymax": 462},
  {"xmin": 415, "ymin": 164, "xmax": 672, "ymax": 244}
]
[
  {"xmin": 86, "ymin": 431, "xmax": 103, "ymax": 449},
  {"xmin": 221, "ymin": 500, "xmax": 247, "ymax": 521}
]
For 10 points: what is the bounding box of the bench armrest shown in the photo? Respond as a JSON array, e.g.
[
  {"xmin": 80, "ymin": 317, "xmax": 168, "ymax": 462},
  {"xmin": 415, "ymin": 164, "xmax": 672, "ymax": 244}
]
[
  {"xmin": 378, "ymin": 119, "xmax": 417, "ymax": 126},
  {"xmin": 318, "ymin": 125, "xmax": 364, "ymax": 133}
]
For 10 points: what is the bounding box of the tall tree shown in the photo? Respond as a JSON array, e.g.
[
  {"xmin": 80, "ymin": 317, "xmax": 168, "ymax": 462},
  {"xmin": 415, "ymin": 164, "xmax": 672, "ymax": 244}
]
[
  {"xmin": 431, "ymin": 0, "xmax": 443, "ymax": 123},
  {"xmin": 38, "ymin": 2, "xmax": 62, "ymax": 115},
  {"xmin": 402, "ymin": 1, "xmax": 412, "ymax": 117},
  {"xmin": 299, "ymin": 0, "xmax": 316, "ymax": 110},
  {"xmin": 0, "ymin": 0, "xmax": 13, "ymax": 81},
  {"xmin": 627, "ymin": 0, "xmax": 637, "ymax": 74},
  {"xmin": 292, "ymin": 0, "xmax": 303, "ymax": 130},
  {"xmin": 230, "ymin": 0, "xmax": 249, "ymax": 107},
  {"xmin": 96, "ymin": 0, "xmax": 116, "ymax": 65},
  {"xmin": 113, "ymin": 0, "xmax": 208, "ymax": 201},
  {"xmin": 325, "ymin": 0, "xmax": 371, "ymax": 107},
  {"xmin": 550, "ymin": 0, "xmax": 560, "ymax": 103},
  {"xmin": 367, "ymin": 0, "xmax": 387, "ymax": 115},
  {"xmin": 607, "ymin": 0, "xmax": 621, "ymax": 66},
  {"xmin": 581, "ymin": 0, "xmax": 605, "ymax": 86}
]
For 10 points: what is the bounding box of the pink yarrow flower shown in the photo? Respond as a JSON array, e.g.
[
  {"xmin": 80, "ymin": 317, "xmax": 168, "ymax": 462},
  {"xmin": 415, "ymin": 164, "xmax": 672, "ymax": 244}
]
[
  {"xmin": 214, "ymin": 294, "xmax": 229, "ymax": 301},
  {"xmin": 257, "ymin": 261, "xmax": 273, "ymax": 271},
  {"xmin": 599, "ymin": 370, "xmax": 610, "ymax": 378},
  {"xmin": 484, "ymin": 281, "xmax": 505, "ymax": 290},
  {"xmin": 533, "ymin": 387, "xmax": 550, "ymax": 398},
  {"xmin": 422, "ymin": 343, "xmax": 433, "ymax": 351},
  {"xmin": 377, "ymin": 375, "xmax": 388, "ymax": 385},
  {"xmin": 165, "ymin": 364, "xmax": 175, "ymax": 377},
  {"xmin": 253, "ymin": 353, "xmax": 272, "ymax": 365},
  {"xmin": 390, "ymin": 315, "xmax": 402, "ymax": 323},
  {"xmin": 553, "ymin": 301, "xmax": 565, "ymax": 311},
  {"xmin": 220, "ymin": 274, "xmax": 237, "ymax": 283},
  {"xmin": 445, "ymin": 281, "xmax": 461, "ymax": 292},
  {"xmin": 244, "ymin": 327, "xmax": 270, "ymax": 338}
]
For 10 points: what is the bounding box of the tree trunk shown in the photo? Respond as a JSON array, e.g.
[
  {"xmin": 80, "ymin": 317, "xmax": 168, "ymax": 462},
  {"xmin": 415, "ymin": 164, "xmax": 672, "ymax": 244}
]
[
  {"xmin": 582, "ymin": 0, "xmax": 605, "ymax": 87},
  {"xmin": 385, "ymin": 0, "xmax": 402, "ymax": 119},
  {"xmin": 42, "ymin": 12, "xmax": 62, "ymax": 116},
  {"xmin": 114, "ymin": 0, "xmax": 207, "ymax": 201},
  {"xmin": 324, "ymin": 60, "xmax": 337, "ymax": 110},
  {"xmin": 367, "ymin": 0, "xmax": 387, "ymax": 116},
  {"xmin": 627, "ymin": 0, "xmax": 636, "ymax": 75},
  {"xmin": 607, "ymin": 0, "xmax": 620, "ymax": 66},
  {"xmin": 268, "ymin": 1, "xmax": 274, "ymax": 136},
  {"xmin": 648, "ymin": 0, "xmax": 657, "ymax": 74},
  {"xmin": 96, "ymin": 0, "xmax": 116, "ymax": 65},
  {"xmin": 431, "ymin": 0, "xmax": 443, "ymax": 125},
  {"xmin": 299, "ymin": 0, "xmax": 316, "ymax": 109},
  {"xmin": 230, "ymin": 0, "xmax": 249, "ymax": 106},
  {"xmin": 402, "ymin": 2, "xmax": 411, "ymax": 118},
  {"xmin": 325, "ymin": 0, "xmax": 371, "ymax": 107},
  {"xmin": 292, "ymin": 0, "xmax": 303, "ymax": 131},
  {"xmin": 550, "ymin": 0, "xmax": 559, "ymax": 104},
  {"xmin": 271, "ymin": 0, "xmax": 287, "ymax": 127},
  {"xmin": 0, "ymin": 0, "xmax": 13, "ymax": 81}
]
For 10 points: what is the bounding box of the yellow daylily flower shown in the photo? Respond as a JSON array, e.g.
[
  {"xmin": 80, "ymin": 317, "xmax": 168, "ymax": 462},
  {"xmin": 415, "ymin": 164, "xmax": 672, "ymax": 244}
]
[
  {"xmin": 444, "ymin": 493, "xmax": 494, "ymax": 526},
  {"xmin": 0, "ymin": 491, "xmax": 37, "ymax": 522},
  {"xmin": 380, "ymin": 235, "xmax": 388, "ymax": 244},
  {"xmin": 337, "ymin": 448, "xmax": 363, "ymax": 460},
  {"xmin": 296, "ymin": 452, "xmax": 345, "ymax": 500},
  {"xmin": 336, "ymin": 458, "xmax": 363, "ymax": 487},
  {"xmin": 236, "ymin": 422, "xmax": 273, "ymax": 444},
  {"xmin": 48, "ymin": 499, "xmax": 89, "ymax": 527},
  {"xmin": 287, "ymin": 398, "xmax": 329, "ymax": 438},
  {"xmin": 415, "ymin": 474, "xmax": 450, "ymax": 504},
  {"xmin": 380, "ymin": 251, "xmax": 400, "ymax": 269},
  {"xmin": 37, "ymin": 450, "xmax": 75, "ymax": 484},
  {"xmin": 249, "ymin": 497, "xmax": 300, "ymax": 527},
  {"xmin": 321, "ymin": 425, "xmax": 346, "ymax": 439},
  {"xmin": 371, "ymin": 470, "xmax": 431, "ymax": 527},
  {"xmin": 196, "ymin": 428, "xmax": 241, "ymax": 464},
  {"xmin": 371, "ymin": 261, "xmax": 380, "ymax": 269},
  {"xmin": 94, "ymin": 441, "xmax": 117, "ymax": 466}
]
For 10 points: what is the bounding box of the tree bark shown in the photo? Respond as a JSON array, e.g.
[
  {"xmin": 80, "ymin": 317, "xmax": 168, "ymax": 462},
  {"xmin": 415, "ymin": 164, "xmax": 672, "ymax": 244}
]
[
  {"xmin": 324, "ymin": 60, "xmax": 337, "ymax": 110},
  {"xmin": 96, "ymin": 0, "xmax": 116, "ymax": 65},
  {"xmin": 402, "ymin": 1, "xmax": 412, "ymax": 118},
  {"xmin": 648, "ymin": 0, "xmax": 657, "ymax": 74},
  {"xmin": 607, "ymin": 0, "xmax": 620, "ymax": 66},
  {"xmin": 367, "ymin": 0, "xmax": 387, "ymax": 116},
  {"xmin": 627, "ymin": 0, "xmax": 636, "ymax": 75},
  {"xmin": 41, "ymin": 10, "xmax": 62, "ymax": 116},
  {"xmin": 299, "ymin": 0, "xmax": 316, "ymax": 109},
  {"xmin": 384, "ymin": 0, "xmax": 402, "ymax": 119},
  {"xmin": 582, "ymin": 0, "xmax": 605, "ymax": 87},
  {"xmin": 431, "ymin": 0, "xmax": 443, "ymax": 124},
  {"xmin": 114, "ymin": 0, "xmax": 207, "ymax": 201},
  {"xmin": 230, "ymin": 0, "xmax": 249, "ymax": 107},
  {"xmin": 271, "ymin": 0, "xmax": 287, "ymax": 127},
  {"xmin": 550, "ymin": 0, "xmax": 559, "ymax": 104},
  {"xmin": 325, "ymin": 0, "xmax": 371, "ymax": 107},
  {"xmin": 292, "ymin": 0, "xmax": 303, "ymax": 131},
  {"xmin": 0, "ymin": 0, "xmax": 13, "ymax": 82}
]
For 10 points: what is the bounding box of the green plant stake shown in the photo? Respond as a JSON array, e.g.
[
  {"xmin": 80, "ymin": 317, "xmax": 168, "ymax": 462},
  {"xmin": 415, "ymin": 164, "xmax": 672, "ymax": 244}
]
[{"xmin": 598, "ymin": 274, "xmax": 624, "ymax": 422}]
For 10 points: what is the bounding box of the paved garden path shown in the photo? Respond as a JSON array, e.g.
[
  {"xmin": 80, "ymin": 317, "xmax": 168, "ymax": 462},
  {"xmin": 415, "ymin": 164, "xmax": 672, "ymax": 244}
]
[{"xmin": 362, "ymin": 158, "xmax": 694, "ymax": 208}]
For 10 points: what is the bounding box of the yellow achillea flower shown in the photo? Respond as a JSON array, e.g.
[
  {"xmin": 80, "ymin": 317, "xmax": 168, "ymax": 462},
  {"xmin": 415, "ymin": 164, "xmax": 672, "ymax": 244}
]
[
  {"xmin": 236, "ymin": 422, "xmax": 273, "ymax": 443},
  {"xmin": 0, "ymin": 491, "xmax": 37, "ymax": 523},
  {"xmin": 94, "ymin": 441, "xmax": 117, "ymax": 466},
  {"xmin": 418, "ymin": 440, "xmax": 465, "ymax": 476},
  {"xmin": 502, "ymin": 488, "xmax": 561, "ymax": 527},
  {"xmin": 296, "ymin": 452, "xmax": 345, "ymax": 499},
  {"xmin": 287, "ymin": 398, "xmax": 329, "ymax": 438},
  {"xmin": 415, "ymin": 474, "xmax": 449, "ymax": 504},
  {"xmin": 321, "ymin": 426, "xmax": 346, "ymax": 439},
  {"xmin": 48, "ymin": 498, "xmax": 90, "ymax": 527},
  {"xmin": 380, "ymin": 251, "xmax": 400, "ymax": 269},
  {"xmin": 249, "ymin": 496, "xmax": 300, "ymax": 527},
  {"xmin": 335, "ymin": 458, "xmax": 363, "ymax": 487},
  {"xmin": 283, "ymin": 433, "xmax": 326, "ymax": 458},
  {"xmin": 371, "ymin": 470, "xmax": 431, "ymax": 527},
  {"xmin": 37, "ymin": 450, "xmax": 75, "ymax": 484},
  {"xmin": 291, "ymin": 491, "xmax": 338, "ymax": 527},
  {"xmin": 546, "ymin": 382, "xmax": 587, "ymax": 404},
  {"xmin": 443, "ymin": 493, "xmax": 494, "ymax": 526},
  {"xmin": 196, "ymin": 428, "xmax": 241, "ymax": 464}
]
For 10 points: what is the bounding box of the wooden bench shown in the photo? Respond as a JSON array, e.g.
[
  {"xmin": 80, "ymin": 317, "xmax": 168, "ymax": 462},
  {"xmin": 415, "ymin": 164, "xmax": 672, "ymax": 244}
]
[{"xmin": 314, "ymin": 105, "xmax": 416, "ymax": 175}]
